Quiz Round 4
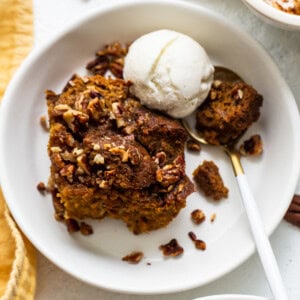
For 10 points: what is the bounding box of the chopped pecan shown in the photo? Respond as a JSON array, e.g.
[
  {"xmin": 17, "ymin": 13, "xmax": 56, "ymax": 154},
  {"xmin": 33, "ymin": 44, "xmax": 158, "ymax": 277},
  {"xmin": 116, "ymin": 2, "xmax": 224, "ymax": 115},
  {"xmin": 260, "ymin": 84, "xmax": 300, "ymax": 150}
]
[
  {"xmin": 128, "ymin": 148, "xmax": 141, "ymax": 165},
  {"xmin": 188, "ymin": 231, "xmax": 197, "ymax": 242},
  {"xmin": 122, "ymin": 251, "xmax": 144, "ymax": 264},
  {"xmin": 86, "ymin": 42, "xmax": 128, "ymax": 78},
  {"xmin": 186, "ymin": 140, "xmax": 201, "ymax": 152},
  {"xmin": 77, "ymin": 154, "xmax": 90, "ymax": 175},
  {"xmin": 188, "ymin": 231, "xmax": 206, "ymax": 251},
  {"xmin": 80, "ymin": 222, "xmax": 94, "ymax": 235},
  {"xmin": 63, "ymin": 109, "xmax": 89, "ymax": 132},
  {"xmin": 51, "ymin": 153, "xmax": 65, "ymax": 169},
  {"xmin": 159, "ymin": 239, "xmax": 184, "ymax": 257},
  {"xmin": 66, "ymin": 218, "xmax": 80, "ymax": 233},
  {"xmin": 195, "ymin": 240, "xmax": 206, "ymax": 250},
  {"xmin": 59, "ymin": 164, "xmax": 75, "ymax": 182},
  {"xmin": 37, "ymin": 182, "xmax": 47, "ymax": 195},
  {"xmin": 284, "ymin": 194, "xmax": 300, "ymax": 227},
  {"xmin": 154, "ymin": 151, "xmax": 167, "ymax": 166},
  {"xmin": 50, "ymin": 146, "xmax": 62, "ymax": 153},
  {"xmin": 93, "ymin": 153, "xmax": 105, "ymax": 164},
  {"xmin": 109, "ymin": 147, "xmax": 128, "ymax": 162},
  {"xmin": 156, "ymin": 164, "xmax": 182, "ymax": 187},
  {"xmin": 87, "ymin": 98, "xmax": 102, "ymax": 120}
]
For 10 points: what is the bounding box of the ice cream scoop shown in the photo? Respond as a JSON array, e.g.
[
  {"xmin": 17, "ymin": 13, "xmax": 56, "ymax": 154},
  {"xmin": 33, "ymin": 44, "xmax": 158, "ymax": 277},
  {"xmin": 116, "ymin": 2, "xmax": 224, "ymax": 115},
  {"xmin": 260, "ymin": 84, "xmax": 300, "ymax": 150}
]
[{"xmin": 123, "ymin": 29, "xmax": 214, "ymax": 118}]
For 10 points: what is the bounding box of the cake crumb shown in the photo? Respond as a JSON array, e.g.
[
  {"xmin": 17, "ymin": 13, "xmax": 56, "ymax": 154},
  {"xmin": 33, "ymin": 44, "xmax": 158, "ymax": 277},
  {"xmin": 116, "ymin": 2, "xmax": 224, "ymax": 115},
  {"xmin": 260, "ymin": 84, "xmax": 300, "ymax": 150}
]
[
  {"xmin": 191, "ymin": 209, "xmax": 206, "ymax": 225},
  {"xmin": 193, "ymin": 160, "xmax": 228, "ymax": 201},
  {"xmin": 36, "ymin": 182, "xmax": 47, "ymax": 195}
]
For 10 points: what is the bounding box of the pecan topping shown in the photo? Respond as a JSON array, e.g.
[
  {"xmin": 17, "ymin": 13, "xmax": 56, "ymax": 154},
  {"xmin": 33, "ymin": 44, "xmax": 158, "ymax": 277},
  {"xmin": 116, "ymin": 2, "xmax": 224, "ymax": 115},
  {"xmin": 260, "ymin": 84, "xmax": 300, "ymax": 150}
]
[
  {"xmin": 284, "ymin": 194, "xmax": 300, "ymax": 227},
  {"xmin": 188, "ymin": 231, "xmax": 206, "ymax": 251},
  {"xmin": 159, "ymin": 239, "xmax": 184, "ymax": 257},
  {"xmin": 59, "ymin": 164, "xmax": 75, "ymax": 182},
  {"xmin": 156, "ymin": 164, "xmax": 182, "ymax": 187},
  {"xmin": 86, "ymin": 42, "xmax": 128, "ymax": 78},
  {"xmin": 80, "ymin": 222, "xmax": 94, "ymax": 235},
  {"xmin": 66, "ymin": 218, "xmax": 80, "ymax": 233},
  {"xmin": 186, "ymin": 140, "xmax": 201, "ymax": 152},
  {"xmin": 63, "ymin": 109, "xmax": 89, "ymax": 132},
  {"xmin": 122, "ymin": 251, "xmax": 144, "ymax": 264},
  {"xmin": 37, "ymin": 182, "xmax": 47, "ymax": 195}
]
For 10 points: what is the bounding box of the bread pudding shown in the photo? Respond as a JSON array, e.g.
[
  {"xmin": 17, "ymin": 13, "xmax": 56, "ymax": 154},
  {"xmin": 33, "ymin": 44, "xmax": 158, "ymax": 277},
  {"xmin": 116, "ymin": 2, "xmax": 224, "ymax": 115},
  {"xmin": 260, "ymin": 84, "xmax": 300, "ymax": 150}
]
[
  {"xmin": 47, "ymin": 74, "xmax": 194, "ymax": 234},
  {"xmin": 196, "ymin": 80, "xmax": 263, "ymax": 146}
]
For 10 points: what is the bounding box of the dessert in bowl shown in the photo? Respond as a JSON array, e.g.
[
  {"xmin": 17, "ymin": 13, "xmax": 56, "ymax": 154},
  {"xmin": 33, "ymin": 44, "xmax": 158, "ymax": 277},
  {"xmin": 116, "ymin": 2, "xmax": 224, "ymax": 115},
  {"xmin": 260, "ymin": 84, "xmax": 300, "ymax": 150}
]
[{"xmin": 0, "ymin": 0, "xmax": 299, "ymax": 294}]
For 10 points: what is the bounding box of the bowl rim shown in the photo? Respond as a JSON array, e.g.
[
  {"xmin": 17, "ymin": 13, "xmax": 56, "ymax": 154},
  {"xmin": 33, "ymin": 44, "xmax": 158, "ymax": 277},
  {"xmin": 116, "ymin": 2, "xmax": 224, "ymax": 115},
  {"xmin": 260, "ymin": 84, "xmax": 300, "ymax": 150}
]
[
  {"xmin": 1, "ymin": 0, "xmax": 300, "ymax": 294},
  {"xmin": 243, "ymin": 0, "xmax": 300, "ymax": 28}
]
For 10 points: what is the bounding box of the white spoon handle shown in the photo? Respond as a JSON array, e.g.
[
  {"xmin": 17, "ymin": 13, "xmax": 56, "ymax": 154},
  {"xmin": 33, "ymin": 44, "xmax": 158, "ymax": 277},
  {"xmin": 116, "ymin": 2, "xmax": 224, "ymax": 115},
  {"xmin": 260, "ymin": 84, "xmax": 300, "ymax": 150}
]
[{"xmin": 236, "ymin": 174, "xmax": 288, "ymax": 300}]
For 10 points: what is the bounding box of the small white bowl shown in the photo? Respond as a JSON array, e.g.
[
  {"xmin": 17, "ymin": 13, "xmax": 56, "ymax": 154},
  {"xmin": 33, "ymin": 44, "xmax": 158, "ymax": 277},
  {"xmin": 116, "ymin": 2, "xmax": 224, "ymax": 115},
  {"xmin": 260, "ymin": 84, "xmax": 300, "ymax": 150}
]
[
  {"xmin": 194, "ymin": 295, "xmax": 268, "ymax": 300},
  {"xmin": 243, "ymin": 0, "xmax": 300, "ymax": 30}
]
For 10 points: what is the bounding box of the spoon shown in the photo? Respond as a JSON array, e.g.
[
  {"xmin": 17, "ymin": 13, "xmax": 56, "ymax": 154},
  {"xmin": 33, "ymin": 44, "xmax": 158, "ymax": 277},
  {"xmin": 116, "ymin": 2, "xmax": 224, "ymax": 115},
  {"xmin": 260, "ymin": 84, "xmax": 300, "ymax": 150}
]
[{"xmin": 183, "ymin": 66, "xmax": 288, "ymax": 300}]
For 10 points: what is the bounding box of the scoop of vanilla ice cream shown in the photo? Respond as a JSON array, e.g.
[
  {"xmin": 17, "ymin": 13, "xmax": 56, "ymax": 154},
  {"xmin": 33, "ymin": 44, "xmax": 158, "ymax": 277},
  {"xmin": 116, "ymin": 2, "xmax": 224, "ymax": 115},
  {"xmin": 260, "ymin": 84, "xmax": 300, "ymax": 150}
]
[{"xmin": 123, "ymin": 29, "xmax": 214, "ymax": 118}]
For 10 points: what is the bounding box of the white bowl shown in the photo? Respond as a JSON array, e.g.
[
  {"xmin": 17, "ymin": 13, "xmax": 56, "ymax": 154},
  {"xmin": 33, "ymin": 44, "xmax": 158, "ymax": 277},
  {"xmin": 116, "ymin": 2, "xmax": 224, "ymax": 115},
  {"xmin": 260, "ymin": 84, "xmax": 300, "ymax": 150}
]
[
  {"xmin": 243, "ymin": 0, "xmax": 300, "ymax": 30},
  {"xmin": 0, "ymin": 0, "xmax": 300, "ymax": 295},
  {"xmin": 194, "ymin": 295, "xmax": 268, "ymax": 300}
]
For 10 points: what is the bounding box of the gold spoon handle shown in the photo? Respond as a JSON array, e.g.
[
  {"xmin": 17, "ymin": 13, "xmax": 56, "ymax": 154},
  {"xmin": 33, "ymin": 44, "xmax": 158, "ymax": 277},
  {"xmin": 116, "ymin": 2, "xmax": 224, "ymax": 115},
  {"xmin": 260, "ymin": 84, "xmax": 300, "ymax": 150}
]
[{"xmin": 226, "ymin": 150, "xmax": 244, "ymax": 176}]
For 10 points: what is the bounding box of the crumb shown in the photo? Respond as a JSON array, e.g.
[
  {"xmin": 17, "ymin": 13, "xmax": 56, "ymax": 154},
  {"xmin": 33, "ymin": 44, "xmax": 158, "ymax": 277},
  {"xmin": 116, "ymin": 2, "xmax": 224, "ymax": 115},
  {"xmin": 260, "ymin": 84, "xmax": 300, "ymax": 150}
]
[
  {"xmin": 193, "ymin": 160, "xmax": 228, "ymax": 200},
  {"xmin": 36, "ymin": 182, "xmax": 47, "ymax": 194},
  {"xmin": 122, "ymin": 251, "xmax": 144, "ymax": 264},
  {"xmin": 146, "ymin": 262, "xmax": 151, "ymax": 266},
  {"xmin": 159, "ymin": 239, "xmax": 184, "ymax": 257},
  {"xmin": 80, "ymin": 222, "xmax": 93, "ymax": 235},
  {"xmin": 210, "ymin": 213, "xmax": 216, "ymax": 222},
  {"xmin": 186, "ymin": 140, "xmax": 201, "ymax": 152},
  {"xmin": 239, "ymin": 134, "xmax": 263, "ymax": 156},
  {"xmin": 40, "ymin": 115, "xmax": 49, "ymax": 131},
  {"xmin": 191, "ymin": 209, "xmax": 206, "ymax": 225},
  {"xmin": 65, "ymin": 218, "xmax": 80, "ymax": 233}
]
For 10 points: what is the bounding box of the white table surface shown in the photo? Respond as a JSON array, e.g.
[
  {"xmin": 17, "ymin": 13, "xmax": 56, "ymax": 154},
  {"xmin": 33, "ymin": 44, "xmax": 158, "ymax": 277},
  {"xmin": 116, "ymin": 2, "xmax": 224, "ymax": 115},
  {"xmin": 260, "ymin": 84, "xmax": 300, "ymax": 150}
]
[{"xmin": 33, "ymin": 0, "xmax": 300, "ymax": 299}]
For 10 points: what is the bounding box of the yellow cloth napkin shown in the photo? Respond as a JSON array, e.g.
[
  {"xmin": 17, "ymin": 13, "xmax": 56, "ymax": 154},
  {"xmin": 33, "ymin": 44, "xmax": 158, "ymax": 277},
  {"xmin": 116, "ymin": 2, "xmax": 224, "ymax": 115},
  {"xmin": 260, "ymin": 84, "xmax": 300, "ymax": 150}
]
[{"xmin": 0, "ymin": 0, "xmax": 36, "ymax": 299}]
